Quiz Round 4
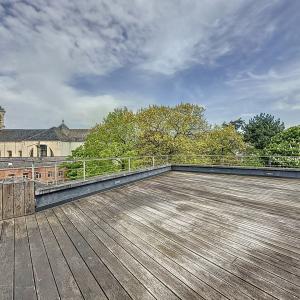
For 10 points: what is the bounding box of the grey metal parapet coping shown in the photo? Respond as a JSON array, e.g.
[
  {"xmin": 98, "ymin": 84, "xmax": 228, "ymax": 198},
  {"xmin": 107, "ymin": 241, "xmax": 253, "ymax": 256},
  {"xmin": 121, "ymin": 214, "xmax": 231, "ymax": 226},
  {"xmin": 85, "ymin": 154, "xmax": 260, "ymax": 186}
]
[
  {"xmin": 171, "ymin": 164, "xmax": 300, "ymax": 179},
  {"xmin": 35, "ymin": 165, "xmax": 171, "ymax": 210},
  {"xmin": 35, "ymin": 164, "xmax": 299, "ymax": 211}
]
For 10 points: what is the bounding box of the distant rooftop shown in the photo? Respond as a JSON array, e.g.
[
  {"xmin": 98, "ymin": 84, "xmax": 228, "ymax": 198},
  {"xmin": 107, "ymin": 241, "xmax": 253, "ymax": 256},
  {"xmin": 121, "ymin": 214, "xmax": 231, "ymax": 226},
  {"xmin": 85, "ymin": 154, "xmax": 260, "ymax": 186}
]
[{"xmin": 0, "ymin": 121, "xmax": 89, "ymax": 142}]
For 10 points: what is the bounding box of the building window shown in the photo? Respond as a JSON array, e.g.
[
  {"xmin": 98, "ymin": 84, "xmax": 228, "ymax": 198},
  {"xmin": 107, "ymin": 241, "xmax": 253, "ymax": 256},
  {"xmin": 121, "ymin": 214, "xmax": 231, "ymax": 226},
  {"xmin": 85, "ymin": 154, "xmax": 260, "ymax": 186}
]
[
  {"xmin": 39, "ymin": 144, "xmax": 47, "ymax": 157},
  {"xmin": 35, "ymin": 172, "xmax": 42, "ymax": 179},
  {"xmin": 50, "ymin": 148, "xmax": 54, "ymax": 157},
  {"xmin": 29, "ymin": 148, "xmax": 34, "ymax": 157},
  {"xmin": 19, "ymin": 151, "xmax": 22, "ymax": 157},
  {"xmin": 8, "ymin": 174, "xmax": 15, "ymax": 178},
  {"xmin": 48, "ymin": 171, "xmax": 53, "ymax": 177},
  {"xmin": 23, "ymin": 173, "xmax": 29, "ymax": 178},
  {"xmin": 58, "ymin": 171, "xmax": 63, "ymax": 177},
  {"xmin": 7, "ymin": 150, "xmax": 12, "ymax": 157}
]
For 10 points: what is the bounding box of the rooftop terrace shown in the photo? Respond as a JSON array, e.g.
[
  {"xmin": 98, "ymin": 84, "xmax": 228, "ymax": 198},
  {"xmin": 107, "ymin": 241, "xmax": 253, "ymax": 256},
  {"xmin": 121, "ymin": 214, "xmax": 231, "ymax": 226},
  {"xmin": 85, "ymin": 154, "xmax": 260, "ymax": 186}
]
[{"xmin": 1, "ymin": 171, "xmax": 300, "ymax": 300}]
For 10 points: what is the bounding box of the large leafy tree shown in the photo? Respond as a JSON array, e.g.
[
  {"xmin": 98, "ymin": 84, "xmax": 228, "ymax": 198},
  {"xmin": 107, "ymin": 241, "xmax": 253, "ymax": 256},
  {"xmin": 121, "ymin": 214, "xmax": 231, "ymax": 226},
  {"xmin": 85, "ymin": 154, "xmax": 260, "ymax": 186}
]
[
  {"xmin": 264, "ymin": 126, "xmax": 300, "ymax": 167},
  {"xmin": 265, "ymin": 125, "xmax": 300, "ymax": 156},
  {"xmin": 222, "ymin": 118, "xmax": 245, "ymax": 131},
  {"xmin": 196, "ymin": 125, "xmax": 247, "ymax": 155},
  {"xmin": 137, "ymin": 103, "xmax": 208, "ymax": 155},
  {"xmin": 73, "ymin": 107, "xmax": 138, "ymax": 159},
  {"xmin": 68, "ymin": 108, "xmax": 138, "ymax": 178},
  {"xmin": 243, "ymin": 113, "xmax": 285, "ymax": 150}
]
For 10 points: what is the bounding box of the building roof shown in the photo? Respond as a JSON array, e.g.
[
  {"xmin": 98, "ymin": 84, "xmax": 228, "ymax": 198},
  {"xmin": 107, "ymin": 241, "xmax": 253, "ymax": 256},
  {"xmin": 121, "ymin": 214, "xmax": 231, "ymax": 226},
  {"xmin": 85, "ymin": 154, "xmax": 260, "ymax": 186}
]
[{"xmin": 0, "ymin": 122, "xmax": 89, "ymax": 142}]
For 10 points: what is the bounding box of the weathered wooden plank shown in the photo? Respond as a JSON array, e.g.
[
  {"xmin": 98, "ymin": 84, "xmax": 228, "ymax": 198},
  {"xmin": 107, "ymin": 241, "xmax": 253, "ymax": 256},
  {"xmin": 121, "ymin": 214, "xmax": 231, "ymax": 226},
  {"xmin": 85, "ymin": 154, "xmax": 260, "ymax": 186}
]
[
  {"xmin": 60, "ymin": 205, "xmax": 181, "ymax": 300},
  {"xmin": 14, "ymin": 182, "xmax": 25, "ymax": 217},
  {"xmin": 45, "ymin": 209, "xmax": 108, "ymax": 300},
  {"xmin": 86, "ymin": 196, "xmax": 255, "ymax": 300},
  {"xmin": 2, "ymin": 183, "xmax": 14, "ymax": 219},
  {"xmin": 14, "ymin": 217, "xmax": 37, "ymax": 300},
  {"xmin": 124, "ymin": 180, "xmax": 300, "ymax": 262},
  {"xmin": 47, "ymin": 207, "xmax": 130, "ymax": 300},
  {"xmin": 113, "ymin": 194, "xmax": 300, "ymax": 299},
  {"xmin": 0, "ymin": 219, "xmax": 15, "ymax": 300},
  {"xmin": 74, "ymin": 201, "xmax": 218, "ymax": 300},
  {"xmin": 35, "ymin": 212, "xmax": 83, "ymax": 300},
  {"xmin": 123, "ymin": 185, "xmax": 300, "ymax": 260},
  {"xmin": 53, "ymin": 206, "xmax": 156, "ymax": 300},
  {"xmin": 78, "ymin": 197, "xmax": 225, "ymax": 300},
  {"xmin": 92, "ymin": 193, "xmax": 286, "ymax": 300},
  {"xmin": 26, "ymin": 214, "xmax": 60, "ymax": 300},
  {"xmin": 24, "ymin": 181, "xmax": 35, "ymax": 215}
]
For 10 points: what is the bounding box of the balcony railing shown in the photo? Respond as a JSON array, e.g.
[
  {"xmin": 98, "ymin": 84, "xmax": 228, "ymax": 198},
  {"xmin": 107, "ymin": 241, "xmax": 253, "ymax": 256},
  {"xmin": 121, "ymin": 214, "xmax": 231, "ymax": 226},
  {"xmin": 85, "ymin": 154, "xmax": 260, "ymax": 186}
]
[{"xmin": 0, "ymin": 154, "xmax": 299, "ymax": 187}]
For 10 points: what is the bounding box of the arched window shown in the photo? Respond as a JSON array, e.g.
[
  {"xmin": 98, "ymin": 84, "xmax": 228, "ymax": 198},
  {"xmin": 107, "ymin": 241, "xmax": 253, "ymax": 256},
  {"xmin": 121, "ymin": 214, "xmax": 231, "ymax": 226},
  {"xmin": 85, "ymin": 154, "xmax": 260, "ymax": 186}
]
[{"xmin": 49, "ymin": 148, "xmax": 54, "ymax": 157}]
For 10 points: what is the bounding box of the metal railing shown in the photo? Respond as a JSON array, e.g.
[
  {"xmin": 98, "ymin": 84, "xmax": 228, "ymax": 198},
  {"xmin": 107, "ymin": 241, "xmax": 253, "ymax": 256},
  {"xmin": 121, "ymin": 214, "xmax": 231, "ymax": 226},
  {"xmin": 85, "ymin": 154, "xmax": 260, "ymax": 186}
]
[{"xmin": 0, "ymin": 154, "xmax": 299, "ymax": 187}]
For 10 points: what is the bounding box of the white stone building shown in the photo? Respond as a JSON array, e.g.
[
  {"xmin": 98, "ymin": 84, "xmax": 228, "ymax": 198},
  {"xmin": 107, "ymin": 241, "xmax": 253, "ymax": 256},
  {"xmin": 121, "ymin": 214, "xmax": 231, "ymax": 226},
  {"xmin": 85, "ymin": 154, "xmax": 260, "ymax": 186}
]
[{"xmin": 0, "ymin": 107, "xmax": 89, "ymax": 158}]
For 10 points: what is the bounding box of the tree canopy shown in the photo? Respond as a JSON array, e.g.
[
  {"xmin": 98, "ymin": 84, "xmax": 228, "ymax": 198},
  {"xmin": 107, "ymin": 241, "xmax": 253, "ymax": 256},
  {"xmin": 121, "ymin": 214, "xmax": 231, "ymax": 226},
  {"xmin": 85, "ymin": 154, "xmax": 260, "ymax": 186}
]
[
  {"xmin": 72, "ymin": 107, "xmax": 138, "ymax": 158},
  {"xmin": 243, "ymin": 113, "xmax": 285, "ymax": 150},
  {"xmin": 72, "ymin": 107, "xmax": 300, "ymax": 161},
  {"xmin": 65, "ymin": 105, "xmax": 299, "ymax": 179},
  {"xmin": 195, "ymin": 125, "xmax": 246, "ymax": 155},
  {"xmin": 265, "ymin": 125, "xmax": 300, "ymax": 156},
  {"xmin": 222, "ymin": 118, "xmax": 245, "ymax": 131},
  {"xmin": 137, "ymin": 103, "xmax": 208, "ymax": 155},
  {"xmin": 73, "ymin": 103, "xmax": 250, "ymax": 159}
]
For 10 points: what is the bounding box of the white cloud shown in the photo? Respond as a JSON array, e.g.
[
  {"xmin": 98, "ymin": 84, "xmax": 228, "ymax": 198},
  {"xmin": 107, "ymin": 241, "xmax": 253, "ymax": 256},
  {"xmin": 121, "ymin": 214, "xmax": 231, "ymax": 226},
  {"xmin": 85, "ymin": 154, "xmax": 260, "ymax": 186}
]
[
  {"xmin": 0, "ymin": 0, "xmax": 296, "ymax": 128},
  {"xmin": 226, "ymin": 65, "xmax": 300, "ymax": 113}
]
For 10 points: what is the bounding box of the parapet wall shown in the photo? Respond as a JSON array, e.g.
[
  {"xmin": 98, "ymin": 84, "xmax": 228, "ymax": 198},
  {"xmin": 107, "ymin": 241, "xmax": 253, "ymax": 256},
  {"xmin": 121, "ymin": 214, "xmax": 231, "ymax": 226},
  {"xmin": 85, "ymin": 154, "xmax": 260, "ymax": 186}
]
[
  {"xmin": 32, "ymin": 164, "xmax": 300, "ymax": 211},
  {"xmin": 171, "ymin": 164, "xmax": 300, "ymax": 179},
  {"xmin": 35, "ymin": 165, "xmax": 172, "ymax": 210}
]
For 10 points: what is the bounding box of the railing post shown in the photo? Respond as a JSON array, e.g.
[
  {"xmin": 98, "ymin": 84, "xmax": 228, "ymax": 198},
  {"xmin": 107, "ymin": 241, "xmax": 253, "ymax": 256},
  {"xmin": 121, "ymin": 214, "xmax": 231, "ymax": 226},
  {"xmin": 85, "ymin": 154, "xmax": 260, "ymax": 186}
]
[
  {"xmin": 152, "ymin": 156, "xmax": 155, "ymax": 167},
  {"xmin": 128, "ymin": 157, "xmax": 131, "ymax": 172},
  {"xmin": 54, "ymin": 162, "xmax": 58, "ymax": 185},
  {"xmin": 83, "ymin": 160, "xmax": 86, "ymax": 181},
  {"xmin": 31, "ymin": 162, "xmax": 35, "ymax": 181}
]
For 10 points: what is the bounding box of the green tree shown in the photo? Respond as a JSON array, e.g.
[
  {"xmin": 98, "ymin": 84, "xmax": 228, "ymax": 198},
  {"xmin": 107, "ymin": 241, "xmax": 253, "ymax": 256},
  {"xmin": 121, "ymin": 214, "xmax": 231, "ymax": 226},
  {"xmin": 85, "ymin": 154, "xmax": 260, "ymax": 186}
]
[
  {"xmin": 73, "ymin": 107, "xmax": 138, "ymax": 159},
  {"xmin": 137, "ymin": 103, "xmax": 208, "ymax": 155},
  {"xmin": 67, "ymin": 107, "xmax": 138, "ymax": 178},
  {"xmin": 196, "ymin": 125, "xmax": 247, "ymax": 155},
  {"xmin": 243, "ymin": 113, "xmax": 285, "ymax": 150},
  {"xmin": 222, "ymin": 118, "xmax": 245, "ymax": 131},
  {"xmin": 264, "ymin": 126, "xmax": 300, "ymax": 167}
]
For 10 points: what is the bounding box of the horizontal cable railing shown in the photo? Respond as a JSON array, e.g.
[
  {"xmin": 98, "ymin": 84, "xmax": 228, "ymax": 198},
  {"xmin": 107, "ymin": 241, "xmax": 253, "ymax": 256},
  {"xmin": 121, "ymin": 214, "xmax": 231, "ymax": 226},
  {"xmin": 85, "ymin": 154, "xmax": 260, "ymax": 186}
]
[{"xmin": 0, "ymin": 155, "xmax": 299, "ymax": 187}]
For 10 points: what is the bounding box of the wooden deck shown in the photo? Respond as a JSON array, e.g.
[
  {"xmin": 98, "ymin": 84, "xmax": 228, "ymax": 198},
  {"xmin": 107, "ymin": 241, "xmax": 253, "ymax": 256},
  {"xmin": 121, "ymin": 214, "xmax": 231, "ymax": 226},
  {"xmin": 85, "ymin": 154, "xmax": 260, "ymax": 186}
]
[{"xmin": 1, "ymin": 172, "xmax": 300, "ymax": 300}]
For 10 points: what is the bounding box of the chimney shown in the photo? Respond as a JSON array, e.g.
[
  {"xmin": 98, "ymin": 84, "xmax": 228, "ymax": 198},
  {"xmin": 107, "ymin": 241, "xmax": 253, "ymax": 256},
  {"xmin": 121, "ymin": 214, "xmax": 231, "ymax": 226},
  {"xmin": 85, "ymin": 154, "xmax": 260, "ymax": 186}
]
[{"xmin": 0, "ymin": 106, "xmax": 5, "ymax": 129}]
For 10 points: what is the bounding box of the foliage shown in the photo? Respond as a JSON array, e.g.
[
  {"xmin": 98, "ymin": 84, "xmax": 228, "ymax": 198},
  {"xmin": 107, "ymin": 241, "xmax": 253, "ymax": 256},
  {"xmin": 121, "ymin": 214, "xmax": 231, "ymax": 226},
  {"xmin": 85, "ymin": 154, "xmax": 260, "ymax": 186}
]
[
  {"xmin": 203, "ymin": 125, "xmax": 246, "ymax": 155},
  {"xmin": 264, "ymin": 126, "xmax": 300, "ymax": 167},
  {"xmin": 194, "ymin": 125, "xmax": 247, "ymax": 163},
  {"xmin": 137, "ymin": 103, "xmax": 208, "ymax": 155},
  {"xmin": 73, "ymin": 107, "xmax": 138, "ymax": 159},
  {"xmin": 222, "ymin": 118, "xmax": 245, "ymax": 131},
  {"xmin": 68, "ymin": 107, "xmax": 138, "ymax": 177},
  {"xmin": 243, "ymin": 113, "xmax": 285, "ymax": 150},
  {"xmin": 64, "ymin": 104, "xmax": 298, "ymax": 180}
]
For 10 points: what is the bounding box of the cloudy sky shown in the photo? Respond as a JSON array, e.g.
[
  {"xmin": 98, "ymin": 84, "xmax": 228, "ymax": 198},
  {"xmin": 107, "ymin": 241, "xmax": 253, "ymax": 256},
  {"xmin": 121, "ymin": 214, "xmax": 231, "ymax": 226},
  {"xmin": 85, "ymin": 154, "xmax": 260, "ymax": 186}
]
[{"xmin": 0, "ymin": 0, "xmax": 299, "ymax": 129}]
